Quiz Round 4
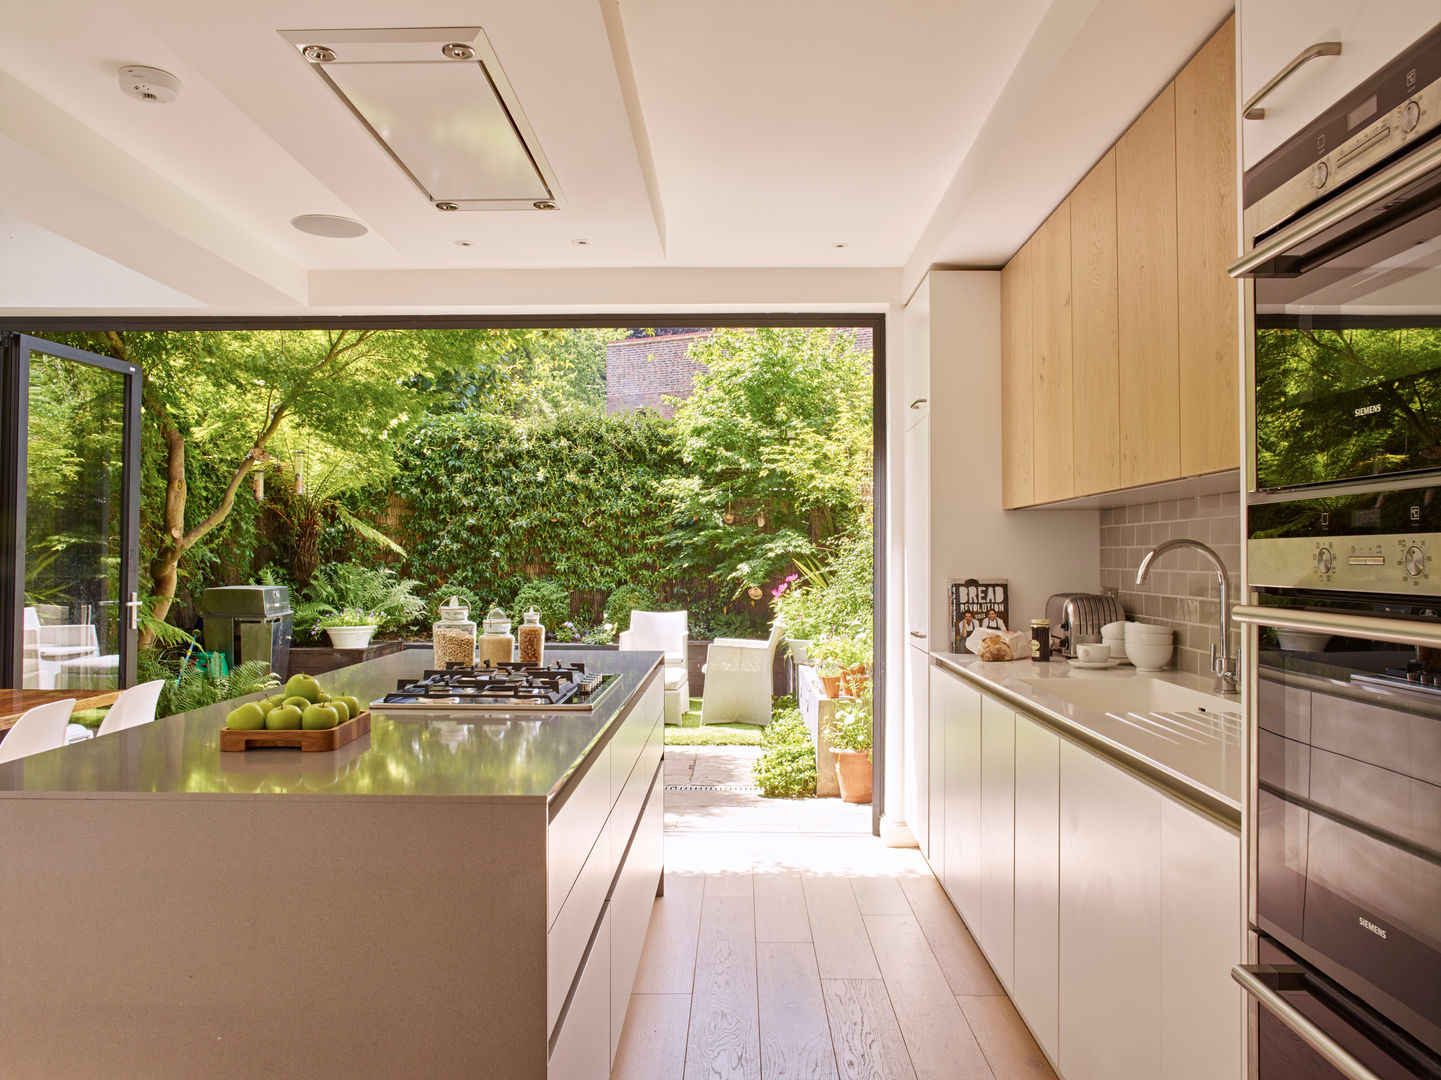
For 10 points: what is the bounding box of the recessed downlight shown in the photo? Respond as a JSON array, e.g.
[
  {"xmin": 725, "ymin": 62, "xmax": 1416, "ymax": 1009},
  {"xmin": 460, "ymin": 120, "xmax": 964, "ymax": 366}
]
[
  {"xmin": 833, "ymin": 242, "xmax": 848, "ymax": 249},
  {"xmin": 291, "ymin": 214, "xmax": 368, "ymax": 238},
  {"xmin": 571, "ymin": 238, "xmax": 590, "ymax": 246},
  {"xmin": 454, "ymin": 240, "xmax": 473, "ymax": 247}
]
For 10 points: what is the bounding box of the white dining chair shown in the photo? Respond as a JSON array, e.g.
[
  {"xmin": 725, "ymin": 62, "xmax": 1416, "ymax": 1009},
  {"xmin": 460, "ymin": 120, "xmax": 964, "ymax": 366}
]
[
  {"xmin": 618, "ymin": 610, "xmax": 690, "ymax": 724},
  {"xmin": 700, "ymin": 620, "xmax": 784, "ymax": 726},
  {"xmin": 0, "ymin": 698, "xmax": 76, "ymax": 766},
  {"xmin": 95, "ymin": 680, "xmax": 165, "ymax": 737}
]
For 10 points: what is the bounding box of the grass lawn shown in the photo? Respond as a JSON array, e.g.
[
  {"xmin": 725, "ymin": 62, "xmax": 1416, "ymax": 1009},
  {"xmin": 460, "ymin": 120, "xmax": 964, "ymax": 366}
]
[
  {"xmin": 69, "ymin": 707, "xmax": 109, "ymax": 731},
  {"xmin": 663, "ymin": 698, "xmax": 764, "ymax": 746}
]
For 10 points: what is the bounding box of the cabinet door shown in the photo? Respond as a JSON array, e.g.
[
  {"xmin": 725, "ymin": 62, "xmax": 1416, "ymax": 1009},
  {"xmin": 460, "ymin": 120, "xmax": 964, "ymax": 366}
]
[
  {"xmin": 904, "ymin": 414, "xmax": 929, "ymax": 644},
  {"xmin": 1000, "ymin": 241, "xmax": 1035, "ymax": 508},
  {"xmin": 1069, "ymin": 149, "xmax": 1120, "ymax": 497},
  {"xmin": 1059, "ymin": 742, "xmax": 1163, "ymax": 1080},
  {"xmin": 979, "ymin": 696, "xmax": 1015, "ymax": 991},
  {"xmin": 1031, "ymin": 201, "xmax": 1074, "ymax": 504},
  {"xmin": 1161, "ymin": 800, "xmax": 1243, "ymax": 1080},
  {"xmin": 1013, "ymin": 715, "xmax": 1060, "ymax": 1065},
  {"xmin": 1176, "ymin": 16, "xmax": 1240, "ymax": 477},
  {"xmin": 1238, "ymin": 1, "xmax": 1440, "ymax": 169},
  {"xmin": 927, "ymin": 659, "xmax": 946, "ymax": 881},
  {"xmin": 1116, "ymin": 84, "xmax": 1182, "ymax": 488},
  {"xmin": 943, "ymin": 674, "xmax": 983, "ymax": 928},
  {"xmin": 909, "ymin": 644, "xmax": 931, "ymax": 860}
]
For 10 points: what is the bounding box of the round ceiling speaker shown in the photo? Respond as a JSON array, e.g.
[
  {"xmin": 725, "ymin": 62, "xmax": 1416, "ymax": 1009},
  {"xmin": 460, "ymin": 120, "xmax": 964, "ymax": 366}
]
[
  {"xmin": 290, "ymin": 214, "xmax": 368, "ymax": 239},
  {"xmin": 118, "ymin": 65, "xmax": 180, "ymax": 104}
]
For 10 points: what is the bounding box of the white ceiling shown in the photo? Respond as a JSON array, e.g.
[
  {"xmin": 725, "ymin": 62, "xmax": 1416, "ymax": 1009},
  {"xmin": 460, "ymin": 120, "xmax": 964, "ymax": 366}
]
[{"xmin": 0, "ymin": 0, "xmax": 1231, "ymax": 314}]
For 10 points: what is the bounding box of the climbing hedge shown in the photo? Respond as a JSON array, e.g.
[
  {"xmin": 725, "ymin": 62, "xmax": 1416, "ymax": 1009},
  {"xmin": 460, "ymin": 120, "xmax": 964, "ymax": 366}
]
[{"xmin": 393, "ymin": 411, "xmax": 689, "ymax": 607}]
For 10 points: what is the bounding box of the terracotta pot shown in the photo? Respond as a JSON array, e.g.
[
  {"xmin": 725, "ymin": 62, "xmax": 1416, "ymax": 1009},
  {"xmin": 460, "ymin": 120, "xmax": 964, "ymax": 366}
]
[
  {"xmin": 834, "ymin": 749, "xmax": 873, "ymax": 804},
  {"xmin": 821, "ymin": 673, "xmax": 843, "ymax": 699},
  {"xmin": 841, "ymin": 665, "xmax": 870, "ymax": 697}
]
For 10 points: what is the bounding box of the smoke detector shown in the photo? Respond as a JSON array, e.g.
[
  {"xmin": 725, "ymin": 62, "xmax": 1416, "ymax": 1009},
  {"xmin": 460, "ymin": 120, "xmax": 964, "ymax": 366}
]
[{"xmin": 119, "ymin": 66, "xmax": 180, "ymax": 104}]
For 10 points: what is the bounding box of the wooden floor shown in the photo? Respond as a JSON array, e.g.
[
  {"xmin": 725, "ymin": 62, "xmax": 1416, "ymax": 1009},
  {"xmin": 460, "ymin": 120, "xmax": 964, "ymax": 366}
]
[{"xmin": 612, "ymin": 748, "xmax": 1057, "ymax": 1080}]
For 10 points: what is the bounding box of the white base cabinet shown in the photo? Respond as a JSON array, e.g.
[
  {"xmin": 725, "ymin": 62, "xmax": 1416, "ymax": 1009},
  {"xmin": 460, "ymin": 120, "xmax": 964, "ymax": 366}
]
[{"xmin": 925, "ymin": 662, "xmax": 1240, "ymax": 1080}]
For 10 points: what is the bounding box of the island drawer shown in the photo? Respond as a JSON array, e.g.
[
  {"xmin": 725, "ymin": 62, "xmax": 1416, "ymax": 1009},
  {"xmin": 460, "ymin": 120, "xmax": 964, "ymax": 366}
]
[
  {"xmin": 611, "ymin": 672, "xmax": 663, "ymax": 801},
  {"xmin": 610, "ymin": 764, "xmax": 664, "ymax": 1066},
  {"xmin": 609, "ymin": 711, "xmax": 662, "ymax": 871},
  {"xmin": 547, "ymin": 738, "xmax": 612, "ymax": 930},
  {"xmin": 548, "ymin": 901, "xmax": 610, "ymax": 1080}
]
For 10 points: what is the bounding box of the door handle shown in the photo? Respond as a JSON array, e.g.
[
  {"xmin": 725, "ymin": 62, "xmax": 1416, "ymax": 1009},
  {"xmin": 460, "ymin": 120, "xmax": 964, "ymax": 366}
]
[
  {"xmin": 1243, "ymin": 42, "xmax": 1342, "ymax": 120},
  {"xmin": 909, "ymin": 398, "xmax": 927, "ymax": 410},
  {"xmin": 125, "ymin": 592, "xmax": 142, "ymax": 631},
  {"xmin": 1231, "ymin": 604, "xmax": 1441, "ymax": 650},
  {"xmin": 1232, "ymin": 965, "xmax": 1382, "ymax": 1080},
  {"xmin": 909, "ymin": 630, "xmax": 927, "ymax": 639}
]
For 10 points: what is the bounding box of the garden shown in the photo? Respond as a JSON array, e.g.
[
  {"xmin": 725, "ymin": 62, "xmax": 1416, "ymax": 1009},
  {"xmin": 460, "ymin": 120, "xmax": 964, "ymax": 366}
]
[{"xmin": 31, "ymin": 324, "xmax": 876, "ymax": 790}]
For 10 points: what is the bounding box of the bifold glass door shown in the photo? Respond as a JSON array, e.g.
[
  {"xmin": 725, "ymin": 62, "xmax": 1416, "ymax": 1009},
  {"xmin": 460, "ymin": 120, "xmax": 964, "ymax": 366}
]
[{"xmin": 2, "ymin": 333, "xmax": 140, "ymax": 690}]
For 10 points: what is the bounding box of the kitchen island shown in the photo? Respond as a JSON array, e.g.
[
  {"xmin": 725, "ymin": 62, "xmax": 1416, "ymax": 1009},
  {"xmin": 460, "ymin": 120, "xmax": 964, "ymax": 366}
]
[{"xmin": 0, "ymin": 647, "xmax": 664, "ymax": 1080}]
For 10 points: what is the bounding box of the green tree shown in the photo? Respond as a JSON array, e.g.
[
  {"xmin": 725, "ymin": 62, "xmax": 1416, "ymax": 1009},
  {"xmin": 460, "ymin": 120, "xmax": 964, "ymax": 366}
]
[{"xmin": 664, "ymin": 327, "xmax": 872, "ymax": 593}]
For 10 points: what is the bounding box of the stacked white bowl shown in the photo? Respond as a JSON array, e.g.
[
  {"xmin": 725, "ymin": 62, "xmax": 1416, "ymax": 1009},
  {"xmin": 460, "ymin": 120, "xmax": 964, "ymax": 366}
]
[
  {"xmin": 1124, "ymin": 621, "xmax": 1175, "ymax": 670},
  {"xmin": 1101, "ymin": 621, "xmax": 1128, "ymax": 661}
]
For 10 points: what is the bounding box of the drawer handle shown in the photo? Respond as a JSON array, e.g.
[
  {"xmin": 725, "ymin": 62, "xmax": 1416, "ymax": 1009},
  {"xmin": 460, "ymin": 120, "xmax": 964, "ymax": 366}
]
[
  {"xmin": 909, "ymin": 630, "xmax": 927, "ymax": 639},
  {"xmin": 1243, "ymin": 41, "xmax": 1342, "ymax": 120},
  {"xmin": 909, "ymin": 398, "xmax": 927, "ymax": 410},
  {"xmin": 1231, "ymin": 965, "xmax": 1382, "ymax": 1080}
]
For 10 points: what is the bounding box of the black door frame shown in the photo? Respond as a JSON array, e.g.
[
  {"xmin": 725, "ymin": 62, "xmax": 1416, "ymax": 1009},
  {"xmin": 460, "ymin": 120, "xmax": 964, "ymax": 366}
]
[
  {"xmin": 0, "ymin": 315, "xmax": 886, "ymax": 835},
  {"xmin": 0, "ymin": 332, "xmax": 143, "ymax": 690}
]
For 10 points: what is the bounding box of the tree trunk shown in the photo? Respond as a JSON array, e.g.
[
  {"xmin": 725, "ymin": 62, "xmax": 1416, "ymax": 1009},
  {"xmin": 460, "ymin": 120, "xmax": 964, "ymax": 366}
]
[{"xmin": 293, "ymin": 511, "xmax": 321, "ymax": 587}]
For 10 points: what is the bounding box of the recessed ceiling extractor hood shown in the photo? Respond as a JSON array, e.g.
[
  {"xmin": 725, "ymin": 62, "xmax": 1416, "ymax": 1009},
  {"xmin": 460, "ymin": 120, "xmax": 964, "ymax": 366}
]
[{"xmin": 280, "ymin": 27, "xmax": 562, "ymax": 211}]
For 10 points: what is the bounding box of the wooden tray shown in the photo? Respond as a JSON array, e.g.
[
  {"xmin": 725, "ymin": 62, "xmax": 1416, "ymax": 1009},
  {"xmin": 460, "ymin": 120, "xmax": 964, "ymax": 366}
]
[{"xmin": 220, "ymin": 710, "xmax": 370, "ymax": 752}]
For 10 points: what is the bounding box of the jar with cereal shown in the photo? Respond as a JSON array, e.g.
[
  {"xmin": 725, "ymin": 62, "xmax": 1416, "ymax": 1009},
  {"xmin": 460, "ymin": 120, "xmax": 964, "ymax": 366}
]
[
  {"xmin": 517, "ymin": 607, "xmax": 545, "ymax": 666},
  {"xmin": 432, "ymin": 596, "xmax": 477, "ymax": 669}
]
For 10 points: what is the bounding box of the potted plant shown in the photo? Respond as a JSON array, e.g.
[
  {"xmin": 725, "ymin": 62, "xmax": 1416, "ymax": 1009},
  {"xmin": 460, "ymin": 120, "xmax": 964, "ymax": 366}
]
[
  {"xmin": 317, "ymin": 607, "xmax": 381, "ymax": 650},
  {"xmin": 836, "ymin": 624, "xmax": 873, "ymax": 697},
  {"xmin": 771, "ymin": 574, "xmax": 819, "ymax": 664},
  {"xmin": 810, "ymin": 636, "xmax": 845, "ymax": 698},
  {"xmin": 825, "ymin": 687, "xmax": 873, "ymax": 803}
]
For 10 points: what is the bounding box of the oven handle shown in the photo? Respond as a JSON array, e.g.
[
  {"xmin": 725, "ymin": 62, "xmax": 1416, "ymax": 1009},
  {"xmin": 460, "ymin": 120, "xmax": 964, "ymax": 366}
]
[
  {"xmin": 1233, "ymin": 965, "xmax": 1383, "ymax": 1080},
  {"xmin": 1228, "ymin": 133, "xmax": 1441, "ymax": 278},
  {"xmin": 1232, "ymin": 604, "xmax": 1441, "ymax": 649}
]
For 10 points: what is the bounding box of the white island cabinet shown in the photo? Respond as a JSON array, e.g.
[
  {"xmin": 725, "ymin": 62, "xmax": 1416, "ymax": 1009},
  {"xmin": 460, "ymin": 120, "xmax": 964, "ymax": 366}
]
[
  {"xmin": 1239, "ymin": 0, "xmax": 1440, "ymax": 169},
  {"xmin": 925, "ymin": 657, "xmax": 1241, "ymax": 1079}
]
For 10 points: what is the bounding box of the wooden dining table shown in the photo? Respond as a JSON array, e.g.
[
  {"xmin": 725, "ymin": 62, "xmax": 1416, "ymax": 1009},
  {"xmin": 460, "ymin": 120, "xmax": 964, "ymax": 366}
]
[{"xmin": 0, "ymin": 688, "xmax": 123, "ymax": 735}]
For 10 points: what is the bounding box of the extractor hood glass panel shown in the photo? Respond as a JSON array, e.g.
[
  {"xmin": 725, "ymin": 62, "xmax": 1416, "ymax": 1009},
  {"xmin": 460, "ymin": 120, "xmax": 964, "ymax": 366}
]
[{"xmin": 323, "ymin": 61, "xmax": 549, "ymax": 202}]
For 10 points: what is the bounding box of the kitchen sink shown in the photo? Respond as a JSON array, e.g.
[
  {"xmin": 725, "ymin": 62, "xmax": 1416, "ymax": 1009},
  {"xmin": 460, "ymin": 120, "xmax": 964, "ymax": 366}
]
[{"xmin": 1021, "ymin": 676, "xmax": 1238, "ymax": 718}]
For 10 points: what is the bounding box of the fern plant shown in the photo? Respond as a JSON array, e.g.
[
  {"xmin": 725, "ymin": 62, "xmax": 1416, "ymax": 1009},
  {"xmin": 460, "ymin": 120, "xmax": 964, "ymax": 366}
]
[{"xmin": 138, "ymin": 651, "xmax": 279, "ymax": 719}]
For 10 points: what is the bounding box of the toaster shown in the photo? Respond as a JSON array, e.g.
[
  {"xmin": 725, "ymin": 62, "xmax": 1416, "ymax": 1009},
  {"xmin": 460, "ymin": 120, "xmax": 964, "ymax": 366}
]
[{"xmin": 1044, "ymin": 592, "xmax": 1125, "ymax": 658}]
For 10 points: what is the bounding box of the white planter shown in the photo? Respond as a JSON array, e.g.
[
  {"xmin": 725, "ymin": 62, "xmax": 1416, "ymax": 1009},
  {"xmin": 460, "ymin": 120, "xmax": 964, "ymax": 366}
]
[
  {"xmin": 325, "ymin": 625, "xmax": 377, "ymax": 649},
  {"xmin": 788, "ymin": 638, "xmax": 813, "ymax": 665}
]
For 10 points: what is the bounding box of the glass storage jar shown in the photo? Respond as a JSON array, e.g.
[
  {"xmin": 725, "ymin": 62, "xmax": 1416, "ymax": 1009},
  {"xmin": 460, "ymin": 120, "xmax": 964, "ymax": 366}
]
[
  {"xmin": 477, "ymin": 607, "xmax": 515, "ymax": 668},
  {"xmin": 433, "ymin": 597, "xmax": 476, "ymax": 668},
  {"xmin": 517, "ymin": 607, "xmax": 545, "ymax": 666}
]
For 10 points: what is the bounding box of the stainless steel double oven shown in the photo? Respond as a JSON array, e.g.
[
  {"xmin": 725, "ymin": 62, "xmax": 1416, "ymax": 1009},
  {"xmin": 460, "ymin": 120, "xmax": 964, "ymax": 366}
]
[{"xmin": 1233, "ymin": 20, "xmax": 1441, "ymax": 1080}]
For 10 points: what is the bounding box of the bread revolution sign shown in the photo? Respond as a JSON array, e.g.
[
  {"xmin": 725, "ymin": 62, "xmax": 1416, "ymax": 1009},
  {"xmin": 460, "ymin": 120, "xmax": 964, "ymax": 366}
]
[{"xmin": 949, "ymin": 579, "xmax": 1010, "ymax": 654}]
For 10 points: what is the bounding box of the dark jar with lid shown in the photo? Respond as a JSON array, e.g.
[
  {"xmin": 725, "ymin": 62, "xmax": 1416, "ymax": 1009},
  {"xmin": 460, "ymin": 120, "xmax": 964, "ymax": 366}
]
[{"xmin": 1030, "ymin": 619, "xmax": 1051, "ymax": 662}]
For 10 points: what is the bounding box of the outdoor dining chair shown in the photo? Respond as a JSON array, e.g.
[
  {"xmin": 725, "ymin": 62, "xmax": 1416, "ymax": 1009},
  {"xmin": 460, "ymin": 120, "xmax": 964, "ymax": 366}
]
[
  {"xmin": 700, "ymin": 620, "xmax": 783, "ymax": 726},
  {"xmin": 95, "ymin": 680, "xmax": 165, "ymax": 737},
  {"xmin": 0, "ymin": 698, "xmax": 77, "ymax": 766},
  {"xmin": 618, "ymin": 610, "xmax": 689, "ymax": 724}
]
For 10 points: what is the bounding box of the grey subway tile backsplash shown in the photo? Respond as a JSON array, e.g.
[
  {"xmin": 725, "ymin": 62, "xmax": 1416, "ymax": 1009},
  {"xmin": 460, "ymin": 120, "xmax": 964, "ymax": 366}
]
[{"xmin": 1104, "ymin": 489, "xmax": 1242, "ymax": 677}]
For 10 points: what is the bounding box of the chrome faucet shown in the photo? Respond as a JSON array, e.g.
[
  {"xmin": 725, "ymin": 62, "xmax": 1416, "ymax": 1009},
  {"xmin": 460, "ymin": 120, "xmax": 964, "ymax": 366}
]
[{"xmin": 1135, "ymin": 538, "xmax": 1238, "ymax": 694}]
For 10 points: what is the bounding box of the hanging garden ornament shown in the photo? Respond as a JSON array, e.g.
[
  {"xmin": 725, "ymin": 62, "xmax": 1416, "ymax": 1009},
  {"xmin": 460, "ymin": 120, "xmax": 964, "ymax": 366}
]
[
  {"xmin": 723, "ymin": 508, "xmax": 736, "ymax": 525},
  {"xmin": 755, "ymin": 511, "xmax": 767, "ymax": 528},
  {"xmin": 747, "ymin": 586, "xmax": 763, "ymax": 600}
]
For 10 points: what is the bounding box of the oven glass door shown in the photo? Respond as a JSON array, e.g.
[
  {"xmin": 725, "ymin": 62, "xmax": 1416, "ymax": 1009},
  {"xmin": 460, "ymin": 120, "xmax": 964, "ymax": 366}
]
[
  {"xmin": 1250, "ymin": 142, "xmax": 1441, "ymax": 492},
  {"xmin": 1254, "ymin": 591, "xmax": 1441, "ymax": 1055}
]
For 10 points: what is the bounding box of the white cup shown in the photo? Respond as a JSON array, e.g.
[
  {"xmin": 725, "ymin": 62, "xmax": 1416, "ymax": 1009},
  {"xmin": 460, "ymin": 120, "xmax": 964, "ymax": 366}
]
[{"xmin": 1075, "ymin": 642, "xmax": 1110, "ymax": 664}]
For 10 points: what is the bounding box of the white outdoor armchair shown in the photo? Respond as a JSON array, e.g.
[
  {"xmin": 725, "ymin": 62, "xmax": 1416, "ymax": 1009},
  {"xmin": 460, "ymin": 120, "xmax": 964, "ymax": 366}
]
[
  {"xmin": 618, "ymin": 610, "xmax": 690, "ymax": 725},
  {"xmin": 700, "ymin": 620, "xmax": 783, "ymax": 726}
]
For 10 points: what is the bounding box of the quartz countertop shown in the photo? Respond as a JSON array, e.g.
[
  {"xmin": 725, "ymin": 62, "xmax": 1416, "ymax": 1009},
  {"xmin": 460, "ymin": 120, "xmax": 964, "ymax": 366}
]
[
  {"xmin": 933, "ymin": 651, "xmax": 1242, "ymax": 823},
  {"xmin": 0, "ymin": 647, "xmax": 661, "ymax": 802}
]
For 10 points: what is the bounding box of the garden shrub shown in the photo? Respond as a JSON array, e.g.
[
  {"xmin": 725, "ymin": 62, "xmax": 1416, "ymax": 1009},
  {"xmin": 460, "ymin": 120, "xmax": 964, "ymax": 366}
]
[
  {"xmin": 604, "ymin": 585, "xmax": 659, "ymax": 633},
  {"xmin": 512, "ymin": 579, "xmax": 571, "ymax": 633},
  {"xmin": 752, "ymin": 704, "xmax": 817, "ymax": 798}
]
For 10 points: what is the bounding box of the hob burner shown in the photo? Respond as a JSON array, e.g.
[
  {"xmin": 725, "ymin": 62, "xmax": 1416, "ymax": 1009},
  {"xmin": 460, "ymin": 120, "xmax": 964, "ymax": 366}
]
[{"xmin": 371, "ymin": 660, "xmax": 620, "ymax": 712}]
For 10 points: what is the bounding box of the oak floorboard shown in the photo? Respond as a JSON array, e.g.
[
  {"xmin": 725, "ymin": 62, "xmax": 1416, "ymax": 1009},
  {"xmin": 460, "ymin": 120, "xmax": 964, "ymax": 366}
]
[
  {"xmin": 705, "ymin": 870, "xmax": 755, "ymax": 897},
  {"xmin": 864, "ymin": 914, "xmax": 993, "ymax": 1080},
  {"xmin": 803, "ymin": 873, "xmax": 881, "ymax": 981},
  {"xmin": 898, "ymin": 874, "xmax": 1003, "ymax": 996},
  {"xmin": 850, "ymin": 874, "xmax": 910, "ymax": 916},
  {"xmin": 755, "ymin": 870, "xmax": 810, "ymax": 942},
  {"xmin": 958, "ymin": 994, "xmax": 1058, "ymax": 1080},
  {"xmin": 757, "ymin": 942, "xmax": 839, "ymax": 1080},
  {"xmin": 612, "ymin": 993, "xmax": 692, "ymax": 1080},
  {"xmin": 822, "ymin": 978, "xmax": 917, "ymax": 1080},
  {"xmin": 684, "ymin": 895, "xmax": 761, "ymax": 1080},
  {"xmin": 633, "ymin": 871, "xmax": 704, "ymax": 995}
]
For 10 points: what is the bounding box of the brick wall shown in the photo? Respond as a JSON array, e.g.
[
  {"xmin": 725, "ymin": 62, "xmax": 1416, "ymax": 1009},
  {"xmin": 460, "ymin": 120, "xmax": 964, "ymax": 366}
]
[
  {"xmin": 1098, "ymin": 490, "xmax": 1242, "ymax": 676},
  {"xmin": 605, "ymin": 326, "xmax": 875, "ymax": 417}
]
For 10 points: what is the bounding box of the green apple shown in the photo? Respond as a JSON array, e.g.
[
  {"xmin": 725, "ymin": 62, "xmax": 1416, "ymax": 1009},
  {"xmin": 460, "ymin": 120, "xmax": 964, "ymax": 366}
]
[
  {"xmin": 282, "ymin": 695, "xmax": 311, "ymax": 711},
  {"xmin": 254, "ymin": 699, "xmax": 279, "ymax": 717},
  {"xmin": 268, "ymin": 693, "xmax": 287, "ymax": 707},
  {"xmin": 225, "ymin": 702, "xmax": 267, "ymax": 730},
  {"xmin": 329, "ymin": 699, "xmax": 351, "ymax": 723},
  {"xmin": 284, "ymin": 674, "xmax": 323, "ymax": 703},
  {"xmin": 336, "ymin": 696, "xmax": 362, "ymax": 720},
  {"xmin": 266, "ymin": 705, "xmax": 303, "ymax": 730},
  {"xmin": 301, "ymin": 703, "xmax": 340, "ymax": 731}
]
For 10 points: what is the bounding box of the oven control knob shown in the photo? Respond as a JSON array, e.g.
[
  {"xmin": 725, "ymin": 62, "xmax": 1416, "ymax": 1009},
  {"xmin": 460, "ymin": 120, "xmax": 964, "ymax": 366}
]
[
  {"xmin": 1315, "ymin": 547, "xmax": 1334, "ymax": 574},
  {"xmin": 1401, "ymin": 99, "xmax": 1421, "ymax": 134},
  {"xmin": 1310, "ymin": 161, "xmax": 1329, "ymax": 189},
  {"xmin": 1405, "ymin": 545, "xmax": 1426, "ymax": 577}
]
